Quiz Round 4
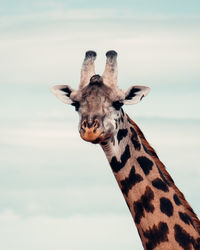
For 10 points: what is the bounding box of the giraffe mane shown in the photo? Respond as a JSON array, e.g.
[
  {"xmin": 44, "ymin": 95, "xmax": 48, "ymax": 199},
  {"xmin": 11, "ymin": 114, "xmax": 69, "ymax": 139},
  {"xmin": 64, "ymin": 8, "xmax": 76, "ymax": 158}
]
[{"xmin": 127, "ymin": 115, "xmax": 200, "ymax": 234}]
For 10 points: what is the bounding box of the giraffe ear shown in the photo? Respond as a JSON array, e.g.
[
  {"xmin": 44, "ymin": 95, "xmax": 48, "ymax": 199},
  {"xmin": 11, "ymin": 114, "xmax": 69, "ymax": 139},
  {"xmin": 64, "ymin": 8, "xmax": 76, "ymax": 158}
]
[
  {"xmin": 51, "ymin": 85, "xmax": 74, "ymax": 104},
  {"xmin": 123, "ymin": 86, "xmax": 150, "ymax": 105}
]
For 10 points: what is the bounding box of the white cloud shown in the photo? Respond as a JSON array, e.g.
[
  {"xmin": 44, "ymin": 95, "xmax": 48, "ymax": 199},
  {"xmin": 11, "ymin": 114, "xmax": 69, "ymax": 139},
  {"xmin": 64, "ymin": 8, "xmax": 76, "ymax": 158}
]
[
  {"xmin": 1, "ymin": 116, "xmax": 199, "ymax": 214},
  {"xmin": 0, "ymin": 210, "xmax": 141, "ymax": 250},
  {"xmin": 1, "ymin": 9, "xmax": 121, "ymax": 25},
  {"xmin": 1, "ymin": 115, "xmax": 200, "ymax": 148},
  {"xmin": 1, "ymin": 5, "xmax": 200, "ymax": 250},
  {"xmin": 0, "ymin": 8, "xmax": 200, "ymax": 86},
  {"xmin": 0, "ymin": 122, "xmax": 79, "ymax": 148}
]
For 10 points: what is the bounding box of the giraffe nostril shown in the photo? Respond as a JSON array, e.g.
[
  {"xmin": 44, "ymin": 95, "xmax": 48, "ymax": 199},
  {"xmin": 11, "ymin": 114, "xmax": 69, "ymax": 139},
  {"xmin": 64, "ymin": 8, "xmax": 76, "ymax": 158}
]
[
  {"xmin": 81, "ymin": 119, "xmax": 100, "ymax": 130},
  {"xmin": 82, "ymin": 120, "xmax": 87, "ymax": 128},
  {"xmin": 93, "ymin": 119, "xmax": 99, "ymax": 128}
]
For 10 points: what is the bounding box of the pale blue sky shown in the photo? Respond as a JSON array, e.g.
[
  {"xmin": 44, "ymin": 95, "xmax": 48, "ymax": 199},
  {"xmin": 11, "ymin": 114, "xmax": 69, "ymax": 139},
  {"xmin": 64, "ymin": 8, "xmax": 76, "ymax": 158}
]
[
  {"xmin": 1, "ymin": 0, "xmax": 200, "ymax": 15},
  {"xmin": 0, "ymin": 1, "xmax": 200, "ymax": 249}
]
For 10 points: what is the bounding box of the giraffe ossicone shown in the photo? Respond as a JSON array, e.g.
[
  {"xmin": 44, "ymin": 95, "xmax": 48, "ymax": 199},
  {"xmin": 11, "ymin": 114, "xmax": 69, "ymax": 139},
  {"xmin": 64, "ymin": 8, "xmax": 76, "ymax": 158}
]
[{"xmin": 51, "ymin": 51, "xmax": 200, "ymax": 250}]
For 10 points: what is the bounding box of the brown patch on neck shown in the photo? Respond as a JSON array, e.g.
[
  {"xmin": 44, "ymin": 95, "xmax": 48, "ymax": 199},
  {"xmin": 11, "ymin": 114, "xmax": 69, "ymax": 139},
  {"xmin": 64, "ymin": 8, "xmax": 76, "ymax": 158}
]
[{"xmin": 127, "ymin": 115, "xmax": 200, "ymax": 234}]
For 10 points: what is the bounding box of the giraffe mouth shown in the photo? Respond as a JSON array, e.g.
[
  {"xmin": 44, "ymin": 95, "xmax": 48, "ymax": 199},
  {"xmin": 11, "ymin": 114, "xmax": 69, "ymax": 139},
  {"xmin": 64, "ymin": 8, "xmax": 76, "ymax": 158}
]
[
  {"xmin": 91, "ymin": 132, "xmax": 113, "ymax": 144},
  {"xmin": 80, "ymin": 128, "xmax": 105, "ymax": 144},
  {"xmin": 91, "ymin": 137, "xmax": 104, "ymax": 144}
]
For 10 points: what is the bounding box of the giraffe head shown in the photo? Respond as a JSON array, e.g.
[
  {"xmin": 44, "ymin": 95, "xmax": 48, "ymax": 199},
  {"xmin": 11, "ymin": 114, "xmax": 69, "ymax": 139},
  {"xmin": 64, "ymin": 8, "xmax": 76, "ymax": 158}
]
[{"xmin": 51, "ymin": 50, "xmax": 150, "ymax": 144}]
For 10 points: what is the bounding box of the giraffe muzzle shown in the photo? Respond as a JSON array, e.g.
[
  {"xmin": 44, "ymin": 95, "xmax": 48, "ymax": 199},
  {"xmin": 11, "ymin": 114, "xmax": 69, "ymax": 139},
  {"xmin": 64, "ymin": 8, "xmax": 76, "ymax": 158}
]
[{"xmin": 80, "ymin": 119, "xmax": 104, "ymax": 143}]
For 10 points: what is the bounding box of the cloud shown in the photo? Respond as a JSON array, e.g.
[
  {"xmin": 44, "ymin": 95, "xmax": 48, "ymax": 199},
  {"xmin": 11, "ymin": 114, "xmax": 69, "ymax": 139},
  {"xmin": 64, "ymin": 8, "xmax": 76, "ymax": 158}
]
[
  {"xmin": 0, "ymin": 185, "xmax": 128, "ymax": 217},
  {"xmin": 1, "ymin": 116, "xmax": 199, "ymax": 218},
  {"xmin": 1, "ymin": 3, "xmax": 200, "ymax": 250},
  {"xmin": 0, "ymin": 210, "xmax": 141, "ymax": 250},
  {"xmin": 1, "ymin": 115, "xmax": 200, "ymax": 149},
  {"xmin": 0, "ymin": 7, "xmax": 200, "ymax": 86},
  {"xmin": 0, "ymin": 121, "xmax": 79, "ymax": 149}
]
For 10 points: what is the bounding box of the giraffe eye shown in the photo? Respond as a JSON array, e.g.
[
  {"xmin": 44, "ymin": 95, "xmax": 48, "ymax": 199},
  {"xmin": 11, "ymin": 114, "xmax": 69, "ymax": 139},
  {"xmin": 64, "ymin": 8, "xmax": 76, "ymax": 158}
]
[
  {"xmin": 112, "ymin": 101, "xmax": 124, "ymax": 110},
  {"xmin": 71, "ymin": 101, "xmax": 80, "ymax": 111}
]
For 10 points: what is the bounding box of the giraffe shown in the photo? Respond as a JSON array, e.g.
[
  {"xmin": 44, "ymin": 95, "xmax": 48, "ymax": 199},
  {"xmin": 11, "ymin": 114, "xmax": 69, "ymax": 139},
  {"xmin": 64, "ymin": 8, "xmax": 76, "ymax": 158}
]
[{"xmin": 51, "ymin": 50, "xmax": 200, "ymax": 250}]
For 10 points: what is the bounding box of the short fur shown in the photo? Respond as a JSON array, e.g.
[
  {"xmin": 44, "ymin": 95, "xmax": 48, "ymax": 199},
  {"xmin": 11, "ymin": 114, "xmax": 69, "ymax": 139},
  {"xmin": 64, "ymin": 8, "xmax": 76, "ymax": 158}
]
[{"xmin": 127, "ymin": 115, "xmax": 200, "ymax": 234}]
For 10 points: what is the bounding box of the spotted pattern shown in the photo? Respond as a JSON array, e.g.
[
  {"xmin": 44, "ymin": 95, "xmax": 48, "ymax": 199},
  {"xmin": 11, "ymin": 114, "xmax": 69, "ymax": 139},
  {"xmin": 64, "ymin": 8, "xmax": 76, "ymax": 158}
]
[
  {"xmin": 142, "ymin": 143, "xmax": 157, "ymax": 158},
  {"xmin": 110, "ymin": 145, "xmax": 130, "ymax": 173},
  {"xmin": 142, "ymin": 143, "xmax": 172, "ymax": 186},
  {"xmin": 173, "ymin": 194, "xmax": 182, "ymax": 206},
  {"xmin": 160, "ymin": 197, "xmax": 173, "ymax": 217},
  {"xmin": 152, "ymin": 178, "xmax": 169, "ymax": 192},
  {"xmin": 120, "ymin": 166, "xmax": 143, "ymax": 196},
  {"xmin": 114, "ymin": 119, "xmax": 118, "ymax": 129},
  {"xmin": 179, "ymin": 212, "xmax": 194, "ymax": 227},
  {"xmin": 137, "ymin": 156, "xmax": 153, "ymax": 175},
  {"xmin": 134, "ymin": 186, "xmax": 154, "ymax": 224},
  {"xmin": 143, "ymin": 222, "xmax": 169, "ymax": 250},
  {"xmin": 105, "ymin": 114, "xmax": 199, "ymax": 249},
  {"xmin": 174, "ymin": 224, "xmax": 200, "ymax": 250},
  {"xmin": 117, "ymin": 129, "xmax": 128, "ymax": 144},
  {"xmin": 130, "ymin": 127, "xmax": 141, "ymax": 150},
  {"xmin": 155, "ymin": 163, "xmax": 172, "ymax": 186}
]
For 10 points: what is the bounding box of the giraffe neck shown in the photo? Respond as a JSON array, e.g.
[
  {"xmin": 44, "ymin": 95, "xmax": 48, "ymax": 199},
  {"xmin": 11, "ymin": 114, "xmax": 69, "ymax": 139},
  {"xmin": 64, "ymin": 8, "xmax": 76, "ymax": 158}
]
[{"xmin": 101, "ymin": 111, "xmax": 200, "ymax": 250}]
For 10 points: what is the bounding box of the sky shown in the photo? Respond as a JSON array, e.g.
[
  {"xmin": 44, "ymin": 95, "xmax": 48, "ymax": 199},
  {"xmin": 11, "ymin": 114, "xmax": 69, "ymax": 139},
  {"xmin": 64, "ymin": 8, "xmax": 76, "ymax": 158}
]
[{"xmin": 1, "ymin": 1, "xmax": 200, "ymax": 249}]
